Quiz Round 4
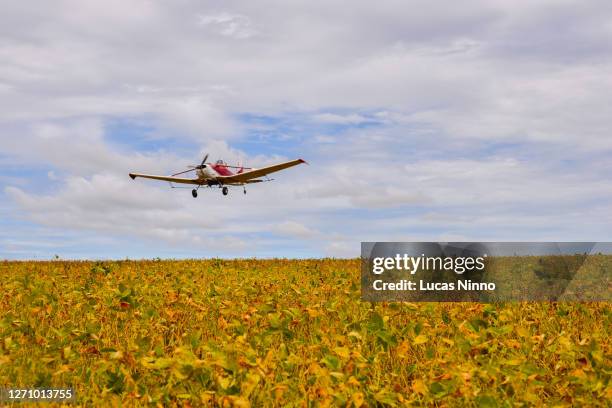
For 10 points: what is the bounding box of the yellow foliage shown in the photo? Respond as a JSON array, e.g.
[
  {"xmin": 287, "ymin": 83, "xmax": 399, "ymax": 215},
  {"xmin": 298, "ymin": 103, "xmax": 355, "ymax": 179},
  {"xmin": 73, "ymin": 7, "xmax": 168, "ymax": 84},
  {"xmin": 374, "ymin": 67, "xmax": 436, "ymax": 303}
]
[{"xmin": 0, "ymin": 259, "xmax": 609, "ymax": 406}]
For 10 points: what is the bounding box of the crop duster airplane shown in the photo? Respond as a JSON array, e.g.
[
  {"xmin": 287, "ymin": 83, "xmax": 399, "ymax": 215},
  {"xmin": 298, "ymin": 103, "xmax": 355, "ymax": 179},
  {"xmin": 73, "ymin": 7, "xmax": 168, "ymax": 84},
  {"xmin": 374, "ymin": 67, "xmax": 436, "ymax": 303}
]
[{"xmin": 129, "ymin": 153, "xmax": 306, "ymax": 197}]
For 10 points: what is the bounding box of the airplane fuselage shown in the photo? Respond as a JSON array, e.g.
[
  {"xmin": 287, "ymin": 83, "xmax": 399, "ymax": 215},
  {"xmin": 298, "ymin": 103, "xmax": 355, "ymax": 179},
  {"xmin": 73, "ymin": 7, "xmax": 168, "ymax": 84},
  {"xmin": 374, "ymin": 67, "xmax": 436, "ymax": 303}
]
[{"xmin": 197, "ymin": 163, "xmax": 243, "ymax": 183}]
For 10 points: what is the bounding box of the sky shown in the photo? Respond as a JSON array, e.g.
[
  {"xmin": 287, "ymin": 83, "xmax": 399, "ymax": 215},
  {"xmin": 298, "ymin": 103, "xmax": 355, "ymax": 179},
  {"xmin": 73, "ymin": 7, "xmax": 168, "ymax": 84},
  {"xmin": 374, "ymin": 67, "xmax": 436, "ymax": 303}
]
[{"xmin": 1, "ymin": 0, "xmax": 612, "ymax": 259}]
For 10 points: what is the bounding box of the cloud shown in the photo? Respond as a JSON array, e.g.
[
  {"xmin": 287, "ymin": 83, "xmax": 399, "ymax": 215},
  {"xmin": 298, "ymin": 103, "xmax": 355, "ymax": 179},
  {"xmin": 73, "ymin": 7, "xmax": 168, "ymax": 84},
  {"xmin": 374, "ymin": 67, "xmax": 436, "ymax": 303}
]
[
  {"xmin": 1, "ymin": 0, "xmax": 612, "ymax": 258},
  {"xmin": 3, "ymin": 171, "xmax": 236, "ymax": 251},
  {"xmin": 274, "ymin": 221, "xmax": 318, "ymax": 239},
  {"xmin": 313, "ymin": 113, "xmax": 371, "ymax": 125},
  {"xmin": 2, "ymin": 1, "xmax": 610, "ymax": 149},
  {"xmin": 197, "ymin": 13, "xmax": 258, "ymax": 39},
  {"xmin": 0, "ymin": 119, "xmax": 184, "ymax": 176},
  {"xmin": 324, "ymin": 241, "xmax": 356, "ymax": 258}
]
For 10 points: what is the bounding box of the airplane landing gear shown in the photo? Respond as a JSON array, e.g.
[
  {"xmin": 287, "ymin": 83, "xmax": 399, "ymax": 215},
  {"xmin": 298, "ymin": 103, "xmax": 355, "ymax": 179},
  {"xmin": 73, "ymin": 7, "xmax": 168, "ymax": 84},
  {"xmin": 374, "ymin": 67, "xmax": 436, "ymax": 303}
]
[
  {"xmin": 222, "ymin": 186, "xmax": 229, "ymax": 196},
  {"xmin": 192, "ymin": 189, "xmax": 198, "ymax": 198}
]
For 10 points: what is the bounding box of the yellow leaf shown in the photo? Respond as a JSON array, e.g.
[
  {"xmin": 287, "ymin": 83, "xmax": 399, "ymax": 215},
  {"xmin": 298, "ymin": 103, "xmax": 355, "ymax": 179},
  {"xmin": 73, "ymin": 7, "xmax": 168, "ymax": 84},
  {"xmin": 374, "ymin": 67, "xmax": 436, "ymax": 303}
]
[
  {"xmin": 233, "ymin": 397, "xmax": 251, "ymax": 408},
  {"xmin": 334, "ymin": 346, "xmax": 350, "ymax": 359},
  {"xmin": 442, "ymin": 338, "xmax": 454, "ymax": 346},
  {"xmin": 347, "ymin": 376, "xmax": 360, "ymax": 387},
  {"xmin": 273, "ymin": 385, "xmax": 288, "ymax": 402},
  {"xmin": 516, "ymin": 327, "xmax": 530, "ymax": 338},
  {"xmin": 412, "ymin": 379, "xmax": 427, "ymax": 395},
  {"xmin": 172, "ymin": 367, "xmax": 189, "ymax": 380},
  {"xmin": 347, "ymin": 331, "xmax": 362, "ymax": 340},
  {"xmin": 523, "ymin": 392, "xmax": 538, "ymax": 403},
  {"xmin": 241, "ymin": 373, "xmax": 260, "ymax": 397},
  {"xmin": 557, "ymin": 336, "xmax": 572, "ymax": 349},
  {"xmin": 217, "ymin": 375, "xmax": 231, "ymax": 390},
  {"xmin": 413, "ymin": 335, "xmax": 428, "ymax": 345},
  {"xmin": 352, "ymin": 392, "xmax": 365, "ymax": 407},
  {"xmin": 200, "ymin": 391, "xmax": 215, "ymax": 404},
  {"xmin": 53, "ymin": 364, "xmax": 71, "ymax": 376},
  {"xmin": 396, "ymin": 340, "xmax": 410, "ymax": 358}
]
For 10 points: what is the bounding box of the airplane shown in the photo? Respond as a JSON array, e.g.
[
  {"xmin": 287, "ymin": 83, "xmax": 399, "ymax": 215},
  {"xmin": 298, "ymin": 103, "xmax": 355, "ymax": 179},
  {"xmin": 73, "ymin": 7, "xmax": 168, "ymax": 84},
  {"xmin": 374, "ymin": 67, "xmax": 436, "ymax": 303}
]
[{"xmin": 129, "ymin": 153, "xmax": 306, "ymax": 197}]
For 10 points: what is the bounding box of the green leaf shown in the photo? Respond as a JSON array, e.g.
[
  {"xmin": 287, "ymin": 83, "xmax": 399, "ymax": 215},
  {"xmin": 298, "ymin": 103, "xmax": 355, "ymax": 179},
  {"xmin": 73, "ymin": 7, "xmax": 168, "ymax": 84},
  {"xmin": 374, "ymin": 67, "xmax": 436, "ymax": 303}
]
[
  {"xmin": 429, "ymin": 381, "xmax": 446, "ymax": 398},
  {"xmin": 376, "ymin": 330, "xmax": 398, "ymax": 348},
  {"xmin": 368, "ymin": 312, "xmax": 384, "ymax": 332},
  {"xmin": 476, "ymin": 395, "xmax": 498, "ymax": 408},
  {"xmin": 321, "ymin": 354, "xmax": 340, "ymax": 370},
  {"xmin": 373, "ymin": 389, "xmax": 397, "ymax": 406}
]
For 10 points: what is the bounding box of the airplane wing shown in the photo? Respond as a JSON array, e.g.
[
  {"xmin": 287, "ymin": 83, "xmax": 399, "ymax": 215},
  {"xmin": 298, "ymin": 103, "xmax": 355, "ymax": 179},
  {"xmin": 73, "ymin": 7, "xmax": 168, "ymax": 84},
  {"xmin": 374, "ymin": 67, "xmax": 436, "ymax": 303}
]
[
  {"xmin": 129, "ymin": 173, "xmax": 200, "ymax": 185},
  {"xmin": 218, "ymin": 159, "xmax": 306, "ymax": 184}
]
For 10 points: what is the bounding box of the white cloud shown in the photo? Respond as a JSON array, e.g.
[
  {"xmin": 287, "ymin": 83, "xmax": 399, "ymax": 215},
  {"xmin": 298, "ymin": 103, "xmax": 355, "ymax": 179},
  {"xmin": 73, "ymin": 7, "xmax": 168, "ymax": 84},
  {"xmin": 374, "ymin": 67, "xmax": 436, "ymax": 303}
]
[
  {"xmin": 324, "ymin": 240, "xmax": 356, "ymax": 258},
  {"xmin": 274, "ymin": 221, "xmax": 318, "ymax": 239},
  {"xmin": 1, "ymin": 1, "xmax": 610, "ymax": 148},
  {"xmin": 1, "ymin": 0, "xmax": 612, "ymax": 257},
  {"xmin": 313, "ymin": 113, "xmax": 370, "ymax": 125},
  {"xmin": 3, "ymin": 173, "xmax": 263, "ymax": 253},
  {"xmin": 197, "ymin": 13, "xmax": 258, "ymax": 39},
  {"xmin": 0, "ymin": 119, "xmax": 184, "ymax": 176}
]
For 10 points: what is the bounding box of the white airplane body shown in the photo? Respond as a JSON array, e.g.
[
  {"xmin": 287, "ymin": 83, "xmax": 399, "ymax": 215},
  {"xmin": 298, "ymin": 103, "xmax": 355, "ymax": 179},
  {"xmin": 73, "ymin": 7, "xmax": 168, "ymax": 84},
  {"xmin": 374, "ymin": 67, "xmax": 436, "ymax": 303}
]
[{"xmin": 129, "ymin": 154, "xmax": 306, "ymax": 197}]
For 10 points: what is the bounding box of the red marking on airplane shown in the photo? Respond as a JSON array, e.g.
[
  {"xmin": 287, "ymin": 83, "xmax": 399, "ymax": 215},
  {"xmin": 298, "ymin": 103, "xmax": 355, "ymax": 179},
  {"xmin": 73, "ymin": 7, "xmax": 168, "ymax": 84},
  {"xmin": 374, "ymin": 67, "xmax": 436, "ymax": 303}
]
[{"xmin": 212, "ymin": 164, "xmax": 234, "ymax": 176}]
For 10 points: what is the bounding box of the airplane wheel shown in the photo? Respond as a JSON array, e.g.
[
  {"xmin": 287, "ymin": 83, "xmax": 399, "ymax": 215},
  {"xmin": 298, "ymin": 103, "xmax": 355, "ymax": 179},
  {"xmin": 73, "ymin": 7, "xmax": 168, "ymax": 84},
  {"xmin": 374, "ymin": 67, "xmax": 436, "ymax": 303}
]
[
  {"xmin": 222, "ymin": 186, "xmax": 229, "ymax": 196},
  {"xmin": 192, "ymin": 189, "xmax": 198, "ymax": 198}
]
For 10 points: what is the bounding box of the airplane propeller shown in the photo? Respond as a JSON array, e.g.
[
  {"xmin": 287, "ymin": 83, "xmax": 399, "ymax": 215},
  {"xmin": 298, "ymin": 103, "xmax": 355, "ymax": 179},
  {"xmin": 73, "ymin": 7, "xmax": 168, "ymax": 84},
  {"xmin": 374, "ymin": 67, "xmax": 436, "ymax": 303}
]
[
  {"xmin": 171, "ymin": 168, "xmax": 196, "ymax": 176},
  {"xmin": 171, "ymin": 153, "xmax": 210, "ymax": 176},
  {"xmin": 192, "ymin": 153, "xmax": 210, "ymax": 169},
  {"xmin": 199, "ymin": 153, "xmax": 209, "ymax": 168}
]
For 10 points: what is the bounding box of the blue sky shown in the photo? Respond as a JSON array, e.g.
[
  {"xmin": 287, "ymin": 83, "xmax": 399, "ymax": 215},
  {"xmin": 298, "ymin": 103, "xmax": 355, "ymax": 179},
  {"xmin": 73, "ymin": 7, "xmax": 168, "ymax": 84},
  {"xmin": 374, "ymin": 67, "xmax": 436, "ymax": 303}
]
[{"xmin": 1, "ymin": 1, "xmax": 612, "ymax": 259}]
